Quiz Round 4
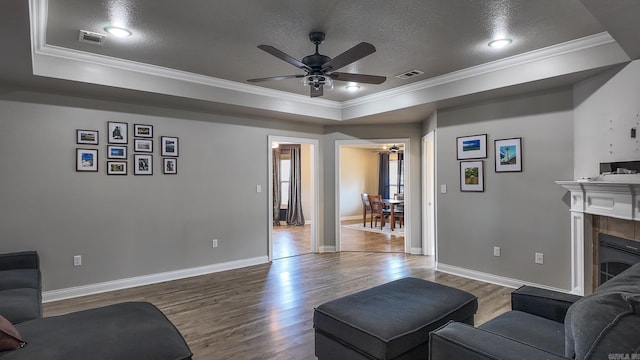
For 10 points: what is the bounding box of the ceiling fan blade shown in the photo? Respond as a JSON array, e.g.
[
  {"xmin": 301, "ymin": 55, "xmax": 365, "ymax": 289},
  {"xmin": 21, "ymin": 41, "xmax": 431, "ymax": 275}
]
[
  {"xmin": 247, "ymin": 74, "xmax": 305, "ymax": 83},
  {"xmin": 258, "ymin": 45, "xmax": 310, "ymax": 71},
  {"xmin": 310, "ymin": 85, "xmax": 323, "ymax": 98},
  {"xmin": 329, "ymin": 72, "xmax": 386, "ymax": 84},
  {"xmin": 321, "ymin": 42, "xmax": 376, "ymax": 72}
]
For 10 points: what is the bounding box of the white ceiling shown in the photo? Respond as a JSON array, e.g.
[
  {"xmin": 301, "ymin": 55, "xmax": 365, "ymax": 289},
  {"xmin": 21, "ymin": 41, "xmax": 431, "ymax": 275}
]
[{"xmin": 1, "ymin": 0, "xmax": 639, "ymax": 124}]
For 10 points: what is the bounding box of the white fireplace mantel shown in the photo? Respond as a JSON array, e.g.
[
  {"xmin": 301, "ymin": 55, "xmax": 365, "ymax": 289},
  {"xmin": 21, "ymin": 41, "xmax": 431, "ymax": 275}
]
[{"xmin": 556, "ymin": 180, "xmax": 640, "ymax": 295}]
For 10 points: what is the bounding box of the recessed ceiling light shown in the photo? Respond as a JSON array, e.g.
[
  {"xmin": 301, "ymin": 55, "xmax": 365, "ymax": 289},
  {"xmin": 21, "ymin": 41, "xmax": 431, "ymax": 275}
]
[
  {"xmin": 488, "ymin": 38, "xmax": 512, "ymax": 49},
  {"xmin": 104, "ymin": 26, "xmax": 132, "ymax": 38},
  {"xmin": 345, "ymin": 84, "xmax": 360, "ymax": 91}
]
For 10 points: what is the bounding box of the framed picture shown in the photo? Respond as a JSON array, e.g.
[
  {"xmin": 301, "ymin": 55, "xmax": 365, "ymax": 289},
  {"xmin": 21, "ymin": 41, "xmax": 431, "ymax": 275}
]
[
  {"xmin": 456, "ymin": 134, "xmax": 487, "ymax": 160},
  {"xmin": 76, "ymin": 148, "xmax": 98, "ymax": 172},
  {"xmin": 134, "ymin": 154, "xmax": 153, "ymax": 175},
  {"xmin": 460, "ymin": 160, "xmax": 484, "ymax": 192},
  {"xmin": 107, "ymin": 161, "xmax": 127, "ymax": 175},
  {"xmin": 495, "ymin": 137, "xmax": 522, "ymax": 172},
  {"xmin": 76, "ymin": 129, "xmax": 98, "ymax": 145},
  {"xmin": 134, "ymin": 124, "xmax": 153, "ymax": 138},
  {"xmin": 163, "ymin": 158, "xmax": 177, "ymax": 174},
  {"xmin": 161, "ymin": 136, "xmax": 179, "ymax": 157},
  {"xmin": 108, "ymin": 122, "xmax": 128, "ymax": 144},
  {"xmin": 134, "ymin": 139, "xmax": 153, "ymax": 153},
  {"xmin": 107, "ymin": 145, "xmax": 127, "ymax": 159}
]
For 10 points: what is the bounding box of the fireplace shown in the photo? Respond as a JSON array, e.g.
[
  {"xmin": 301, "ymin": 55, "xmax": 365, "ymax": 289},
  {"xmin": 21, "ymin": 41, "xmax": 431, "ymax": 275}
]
[{"xmin": 599, "ymin": 233, "xmax": 640, "ymax": 285}]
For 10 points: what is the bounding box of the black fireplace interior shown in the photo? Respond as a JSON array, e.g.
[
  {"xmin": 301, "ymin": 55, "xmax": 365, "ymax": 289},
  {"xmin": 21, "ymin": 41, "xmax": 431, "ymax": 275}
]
[{"xmin": 599, "ymin": 233, "xmax": 640, "ymax": 285}]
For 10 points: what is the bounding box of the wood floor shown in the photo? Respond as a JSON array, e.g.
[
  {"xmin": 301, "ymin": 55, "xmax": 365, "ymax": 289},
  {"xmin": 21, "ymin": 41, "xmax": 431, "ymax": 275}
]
[
  {"xmin": 272, "ymin": 219, "xmax": 404, "ymax": 259},
  {"xmin": 44, "ymin": 253, "xmax": 512, "ymax": 360}
]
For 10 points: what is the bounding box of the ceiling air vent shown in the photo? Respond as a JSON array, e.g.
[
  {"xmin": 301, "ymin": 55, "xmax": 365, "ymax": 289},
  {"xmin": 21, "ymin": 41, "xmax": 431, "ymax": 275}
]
[
  {"xmin": 78, "ymin": 30, "xmax": 106, "ymax": 45},
  {"xmin": 395, "ymin": 70, "xmax": 424, "ymax": 80}
]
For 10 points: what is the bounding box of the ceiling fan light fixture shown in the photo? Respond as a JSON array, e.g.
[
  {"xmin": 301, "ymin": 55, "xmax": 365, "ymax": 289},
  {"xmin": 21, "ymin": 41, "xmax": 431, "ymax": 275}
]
[
  {"xmin": 488, "ymin": 38, "xmax": 512, "ymax": 49},
  {"xmin": 104, "ymin": 26, "xmax": 132, "ymax": 38},
  {"xmin": 302, "ymin": 75, "xmax": 333, "ymax": 91}
]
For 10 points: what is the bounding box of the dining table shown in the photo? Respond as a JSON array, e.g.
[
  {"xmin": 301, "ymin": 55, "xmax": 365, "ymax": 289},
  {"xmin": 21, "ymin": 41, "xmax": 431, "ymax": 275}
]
[{"xmin": 382, "ymin": 198, "xmax": 404, "ymax": 231}]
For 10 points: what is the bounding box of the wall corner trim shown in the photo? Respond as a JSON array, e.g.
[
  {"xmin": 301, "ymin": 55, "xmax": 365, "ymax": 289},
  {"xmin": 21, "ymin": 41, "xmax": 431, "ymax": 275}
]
[{"xmin": 42, "ymin": 256, "xmax": 269, "ymax": 303}]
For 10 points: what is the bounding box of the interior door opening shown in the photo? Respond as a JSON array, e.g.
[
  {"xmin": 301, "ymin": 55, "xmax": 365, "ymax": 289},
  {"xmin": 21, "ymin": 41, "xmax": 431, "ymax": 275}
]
[
  {"xmin": 268, "ymin": 136, "xmax": 318, "ymax": 261},
  {"xmin": 336, "ymin": 140, "xmax": 411, "ymax": 253}
]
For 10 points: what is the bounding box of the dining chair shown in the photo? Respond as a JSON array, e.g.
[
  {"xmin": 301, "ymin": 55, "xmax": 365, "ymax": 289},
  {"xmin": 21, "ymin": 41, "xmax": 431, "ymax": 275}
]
[
  {"xmin": 393, "ymin": 193, "xmax": 405, "ymax": 228},
  {"xmin": 369, "ymin": 194, "xmax": 391, "ymax": 229},
  {"xmin": 361, "ymin": 193, "xmax": 372, "ymax": 227}
]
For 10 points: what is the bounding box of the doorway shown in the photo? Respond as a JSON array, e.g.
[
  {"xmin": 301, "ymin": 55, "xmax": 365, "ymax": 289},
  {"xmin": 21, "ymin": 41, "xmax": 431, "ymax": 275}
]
[
  {"xmin": 268, "ymin": 136, "xmax": 319, "ymax": 261},
  {"xmin": 336, "ymin": 139, "xmax": 411, "ymax": 253}
]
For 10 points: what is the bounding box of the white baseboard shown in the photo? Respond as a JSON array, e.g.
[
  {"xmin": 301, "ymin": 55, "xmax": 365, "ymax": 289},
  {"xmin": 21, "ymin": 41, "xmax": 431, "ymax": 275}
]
[
  {"xmin": 43, "ymin": 256, "xmax": 269, "ymax": 303},
  {"xmin": 318, "ymin": 246, "xmax": 336, "ymax": 253},
  {"xmin": 409, "ymin": 247, "xmax": 423, "ymax": 255},
  {"xmin": 435, "ymin": 262, "xmax": 572, "ymax": 294}
]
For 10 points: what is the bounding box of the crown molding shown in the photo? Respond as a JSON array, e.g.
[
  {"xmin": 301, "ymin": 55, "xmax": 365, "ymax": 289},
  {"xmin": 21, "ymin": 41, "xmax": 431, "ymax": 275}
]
[
  {"xmin": 343, "ymin": 32, "xmax": 617, "ymax": 108},
  {"xmin": 29, "ymin": 0, "xmax": 629, "ymax": 122}
]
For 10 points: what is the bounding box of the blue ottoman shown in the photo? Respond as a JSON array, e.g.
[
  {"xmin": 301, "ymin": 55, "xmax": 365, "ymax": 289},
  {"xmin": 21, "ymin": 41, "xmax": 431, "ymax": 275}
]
[{"xmin": 313, "ymin": 277, "xmax": 478, "ymax": 360}]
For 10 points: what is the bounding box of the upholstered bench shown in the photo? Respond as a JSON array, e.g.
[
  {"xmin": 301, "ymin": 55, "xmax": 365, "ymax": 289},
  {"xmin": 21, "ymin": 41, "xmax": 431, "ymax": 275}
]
[{"xmin": 313, "ymin": 277, "xmax": 478, "ymax": 360}]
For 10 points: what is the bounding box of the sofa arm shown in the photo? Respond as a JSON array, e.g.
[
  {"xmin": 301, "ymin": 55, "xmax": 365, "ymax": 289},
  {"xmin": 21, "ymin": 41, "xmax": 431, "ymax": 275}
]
[
  {"xmin": 429, "ymin": 322, "xmax": 568, "ymax": 360},
  {"xmin": 0, "ymin": 251, "xmax": 40, "ymax": 271},
  {"xmin": 511, "ymin": 286, "xmax": 582, "ymax": 323}
]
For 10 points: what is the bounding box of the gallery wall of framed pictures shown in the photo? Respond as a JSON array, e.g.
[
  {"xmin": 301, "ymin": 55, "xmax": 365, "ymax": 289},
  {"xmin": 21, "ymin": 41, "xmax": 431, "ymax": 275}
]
[
  {"xmin": 75, "ymin": 122, "xmax": 179, "ymax": 175},
  {"xmin": 455, "ymin": 133, "xmax": 523, "ymax": 192}
]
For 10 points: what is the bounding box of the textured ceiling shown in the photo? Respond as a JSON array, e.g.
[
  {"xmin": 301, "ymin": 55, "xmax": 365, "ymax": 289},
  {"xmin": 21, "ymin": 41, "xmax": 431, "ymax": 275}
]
[
  {"xmin": 0, "ymin": 0, "xmax": 639, "ymax": 124},
  {"xmin": 45, "ymin": 0, "xmax": 605, "ymax": 102}
]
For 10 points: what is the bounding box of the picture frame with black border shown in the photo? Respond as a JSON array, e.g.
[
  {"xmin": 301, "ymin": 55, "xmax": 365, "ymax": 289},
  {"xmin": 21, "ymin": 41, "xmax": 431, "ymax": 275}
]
[
  {"xmin": 134, "ymin": 139, "xmax": 153, "ymax": 153},
  {"xmin": 134, "ymin": 124, "xmax": 153, "ymax": 138},
  {"xmin": 107, "ymin": 161, "xmax": 127, "ymax": 175},
  {"xmin": 134, "ymin": 154, "xmax": 153, "ymax": 175},
  {"xmin": 107, "ymin": 145, "xmax": 127, "ymax": 159},
  {"xmin": 460, "ymin": 160, "xmax": 484, "ymax": 192},
  {"xmin": 495, "ymin": 137, "xmax": 523, "ymax": 172},
  {"xmin": 456, "ymin": 134, "xmax": 487, "ymax": 160},
  {"xmin": 161, "ymin": 136, "xmax": 179, "ymax": 157},
  {"xmin": 108, "ymin": 122, "xmax": 128, "ymax": 144},
  {"xmin": 163, "ymin": 158, "xmax": 177, "ymax": 174},
  {"xmin": 76, "ymin": 148, "xmax": 98, "ymax": 172},
  {"xmin": 76, "ymin": 129, "xmax": 99, "ymax": 145}
]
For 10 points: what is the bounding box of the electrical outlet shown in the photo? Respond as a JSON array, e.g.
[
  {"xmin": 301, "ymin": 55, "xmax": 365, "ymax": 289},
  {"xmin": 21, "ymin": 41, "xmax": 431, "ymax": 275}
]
[
  {"xmin": 493, "ymin": 246, "xmax": 501, "ymax": 257},
  {"xmin": 535, "ymin": 252, "xmax": 544, "ymax": 264},
  {"xmin": 212, "ymin": 239, "xmax": 218, "ymax": 248},
  {"xmin": 440, "ymin": 184, "xmax": 447, "ymax": 194},
  {"xmin": 73, "ymin": 255, "xmax": 82, "ymax": 266}
]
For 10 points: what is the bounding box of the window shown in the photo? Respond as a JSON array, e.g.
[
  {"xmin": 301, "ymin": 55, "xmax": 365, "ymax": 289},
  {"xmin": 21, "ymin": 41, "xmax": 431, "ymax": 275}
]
[
  {"xmin": 389, "ymin": 155, "xmax": 404, "ymax": 195},
  {"xmin": 280, "ymin": 158, "xmax": 290, "ymax": 207}
]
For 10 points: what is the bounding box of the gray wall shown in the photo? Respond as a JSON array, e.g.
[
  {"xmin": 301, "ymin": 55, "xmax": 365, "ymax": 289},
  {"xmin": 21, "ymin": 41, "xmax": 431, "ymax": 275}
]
[
  {"xmin": 436, "ymin": 88, "xmax": 574, "ymax": 289},
  {"xmin": 574, "ymin": 61, "xmax": 640, "ymax": 177},
  {"xmin": 0, "ymin": 92, "xmax": 323, "ymax": 291}
]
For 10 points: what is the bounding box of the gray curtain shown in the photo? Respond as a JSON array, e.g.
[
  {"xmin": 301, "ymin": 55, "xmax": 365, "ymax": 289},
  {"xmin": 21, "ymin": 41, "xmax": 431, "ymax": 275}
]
[
  {"xmin": 286, "ymin": 145, "xmax": 305, "ymax": 226},
  {"xmin": 378, "ymin": 152, "xmax": 390, "ymax": 199},
  {"xmin": 272, "ymin": 148, "xmax": 281, "ymax": 226},
  {"xmin": 397, "ymin": 151, "xmax": 404, "ymax": 195}
]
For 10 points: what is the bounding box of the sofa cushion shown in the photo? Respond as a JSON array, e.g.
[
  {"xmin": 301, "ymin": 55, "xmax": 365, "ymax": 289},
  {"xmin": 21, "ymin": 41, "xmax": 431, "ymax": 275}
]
[
  {"xmin": 0, "ymin": 289, "xmax": 42, "ymax": 325},
  {"xmin": 479, "ymin": 310, "xmax": 565, "ymax": 356},
  {"xmin": 4, "ymin": 302, "xmax": 192, "ymax": 360},
  {"xmin": 565, "ymin": 263, "xmax": 640, "ymax": 359},
  {"xmin": 0, "ymin": 315, "xmax": 25, "ymax": 351},
  {"xmin": 0, "ymin": 270, "xmax": 40, "ymax": 291}
]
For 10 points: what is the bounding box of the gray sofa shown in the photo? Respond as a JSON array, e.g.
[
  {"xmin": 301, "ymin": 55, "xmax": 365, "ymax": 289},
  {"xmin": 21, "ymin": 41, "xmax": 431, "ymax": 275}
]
[
  {"xmin": 430, "ymin": 262, "xmax": 640, "ymax": 360},
  {"xmin": 0, "ymin": 251, "xmax": 193, "ymax": 359}
]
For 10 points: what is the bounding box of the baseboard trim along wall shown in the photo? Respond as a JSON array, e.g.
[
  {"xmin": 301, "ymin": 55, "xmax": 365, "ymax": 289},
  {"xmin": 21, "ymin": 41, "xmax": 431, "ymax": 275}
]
[
  {"xmin": 43, "ymin": 256, "xmax": 269, "ymax": 303},
  {"xmin": 435, "ymin": 262, "xmax": 572, "ymax": 294},
  {"xmin": 318, "ymin": 246, "xmax": 336, "ymax": 253}
]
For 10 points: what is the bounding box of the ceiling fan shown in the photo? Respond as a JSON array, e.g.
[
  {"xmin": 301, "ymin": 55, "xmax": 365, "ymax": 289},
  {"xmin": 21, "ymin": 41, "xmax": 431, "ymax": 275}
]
[{"xmin": 247, "ymin": 32, "xmax": 386, "ymax": 98}]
